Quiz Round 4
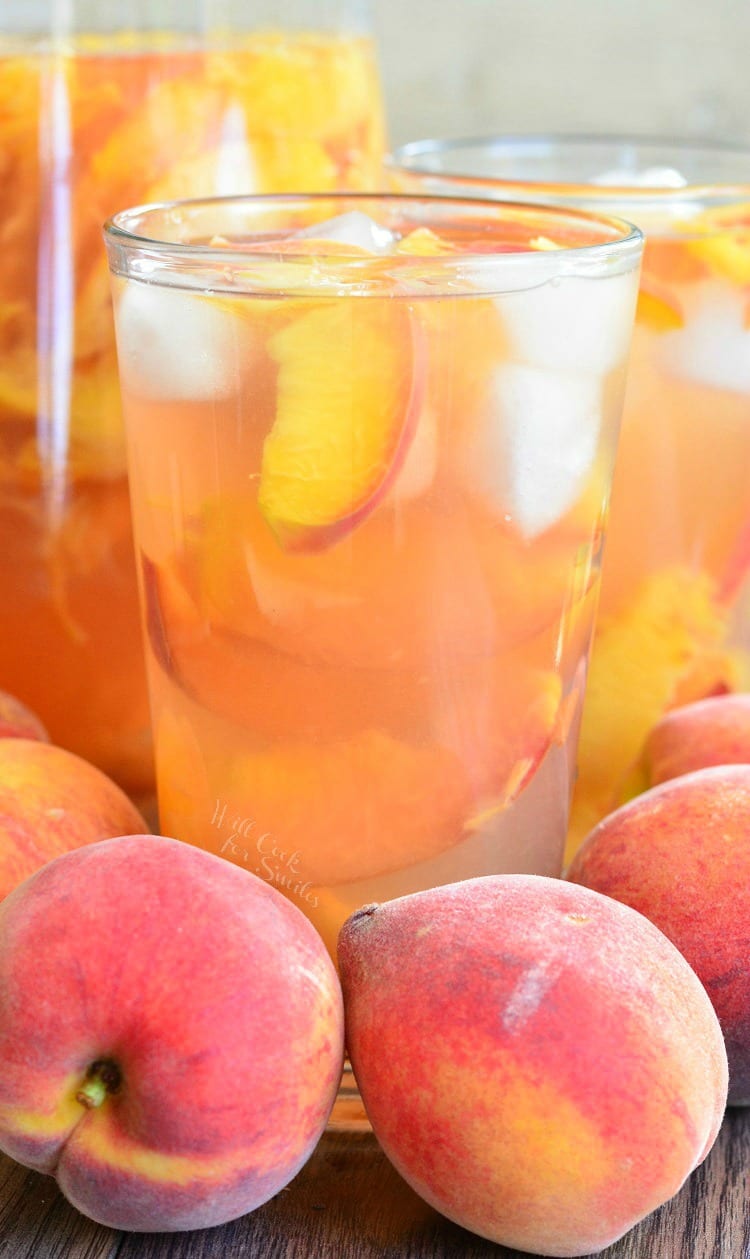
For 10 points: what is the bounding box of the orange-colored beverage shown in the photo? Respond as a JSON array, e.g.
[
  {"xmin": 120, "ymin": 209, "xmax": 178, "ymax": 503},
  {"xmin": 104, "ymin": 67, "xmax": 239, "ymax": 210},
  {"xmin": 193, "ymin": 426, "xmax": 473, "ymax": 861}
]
[
  {"xmin": 106, "ymin": 194, "xmax": 641, "ymax": 949},
  {"xmin": 391, "ymin": 138, "xmax": 750, "ymax": 856},
  {"xmin": 0, "ymin": 29, "xmax": 384, "ymax": 796},
  {"xmin": 574, "ymin": 223, "xmax": 750, "ymax": 844}
]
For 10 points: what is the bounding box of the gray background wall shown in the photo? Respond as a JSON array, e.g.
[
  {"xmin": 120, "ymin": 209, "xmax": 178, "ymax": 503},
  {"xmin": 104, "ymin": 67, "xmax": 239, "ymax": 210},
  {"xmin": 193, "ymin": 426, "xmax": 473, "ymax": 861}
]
[{"xmin": 376, "ymin": 0, "xmax": 750, "ymax": 148}]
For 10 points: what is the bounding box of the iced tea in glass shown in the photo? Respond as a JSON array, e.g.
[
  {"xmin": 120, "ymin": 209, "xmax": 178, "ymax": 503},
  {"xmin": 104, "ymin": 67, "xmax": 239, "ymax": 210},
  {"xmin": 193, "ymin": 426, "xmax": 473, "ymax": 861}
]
[{"xmin": 105, "ymin": 193, "xmax": 641, "ymax": 951}]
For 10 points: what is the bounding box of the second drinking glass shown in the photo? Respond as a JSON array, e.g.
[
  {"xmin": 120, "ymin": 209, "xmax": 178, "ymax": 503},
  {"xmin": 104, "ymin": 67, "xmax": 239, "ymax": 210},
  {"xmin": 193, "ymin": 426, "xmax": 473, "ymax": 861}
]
[{"xmin": 392, "ymin": 136, "xmax": 750, "ymax": 855}]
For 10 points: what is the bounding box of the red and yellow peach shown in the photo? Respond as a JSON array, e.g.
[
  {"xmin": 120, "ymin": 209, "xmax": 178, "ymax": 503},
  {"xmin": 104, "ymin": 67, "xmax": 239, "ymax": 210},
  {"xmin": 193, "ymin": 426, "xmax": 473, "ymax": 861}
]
[
  {"xmin": 339, "ymin": 874, "xmax": 728, "ymax": 1257},
  {"xmin": 0, "ymin": 832, "xmax": 344, "ymax": 1231},
  {"xmin": 568, "ymin": 763, "xmax": 750, "ymax": 1106}
]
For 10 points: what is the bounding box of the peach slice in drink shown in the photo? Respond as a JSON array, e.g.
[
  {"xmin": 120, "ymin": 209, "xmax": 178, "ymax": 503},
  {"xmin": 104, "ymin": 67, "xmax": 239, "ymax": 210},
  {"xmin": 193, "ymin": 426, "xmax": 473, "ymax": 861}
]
[
  {"xmin": 214, "ymin": 729, "xmax": 472, "ymax": 888},
  {"xmin": 163, "ymin": 663, "xmax": 562, "ymax": 891},
  {"xmin": 191, "ymin": 487, "xmax": 588, "ymax": 675},
  {"xmin": 258, "ymin": 296, "xmax": 425, "ymax": 552},
  {"xmin": 143, "ymin": 553, "xmax": 438, "ymax": 741}
]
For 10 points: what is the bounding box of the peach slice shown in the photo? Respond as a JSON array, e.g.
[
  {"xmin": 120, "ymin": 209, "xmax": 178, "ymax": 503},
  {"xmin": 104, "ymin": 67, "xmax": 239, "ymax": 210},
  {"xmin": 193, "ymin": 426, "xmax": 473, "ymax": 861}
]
[
  {"xmin": 145, "ymin": 549, "xmax": 564, "ymax": 771},
  {"xmin": 196, "ymin": 494, "xmax": 577, "ymax": 671},
  {"xmin": 635, "ymin": 284, "xmax": 684, "ymax": 332},
  {"xmin": 215, "ymin": 659, "xmax": 561, "ymax": 890},
  {"xmin": 215, "ymin": 729, "xmax": 472, "ymax": 889},
  {"xmin": 258, "ymin": 298, "xmax": 425, "ymax": 551},
  {"xmin": 566, "ymin": 566, "xmax": 729, "ymax": 860},
  {"xmin": 395, "ymin": 227, "xmax": 458, "ymax": 256},
  {"xmin": 641, "ymin": 237, "xmax": 708, "ymax": 288},
  {"xmin": 150, "ymin": 683, "xmax": 473, "ymax": 893},
  {"xmin": 145, "ymin": 560, "xmax": 563, "ymax": 891},
  {"xmin": 211, "ymin": 33, "xmax": 377, "ymax": 143},
  {"xmin": 143, "ymin": 553, "xmax": 438, "ymax": 741},
  {"xmin": 682, "ymin": 203, "xmax": 750, "ymax": 284}
]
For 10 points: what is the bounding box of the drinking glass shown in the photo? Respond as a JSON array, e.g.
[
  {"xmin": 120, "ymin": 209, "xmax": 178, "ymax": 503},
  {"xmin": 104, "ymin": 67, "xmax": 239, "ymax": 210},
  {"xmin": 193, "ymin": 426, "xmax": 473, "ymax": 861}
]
[
  {"xmin": 392, "ymin": 136, "xmax": 750, "ymax": 855},
  {"xmin": 0, "ymin": 0, "xmax": 384, "ymax": 801},
  {"xmin": 105, "ymin": 191, "xmax": 642, "ymax": 955}
]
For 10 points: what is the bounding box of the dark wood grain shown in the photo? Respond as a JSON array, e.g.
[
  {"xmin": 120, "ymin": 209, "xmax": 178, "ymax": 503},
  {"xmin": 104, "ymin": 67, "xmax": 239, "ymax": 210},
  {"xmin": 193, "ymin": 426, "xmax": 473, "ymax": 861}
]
[{"xmin": 1, "ymin": 1109, "xmax": 749, "ymax": 1259}]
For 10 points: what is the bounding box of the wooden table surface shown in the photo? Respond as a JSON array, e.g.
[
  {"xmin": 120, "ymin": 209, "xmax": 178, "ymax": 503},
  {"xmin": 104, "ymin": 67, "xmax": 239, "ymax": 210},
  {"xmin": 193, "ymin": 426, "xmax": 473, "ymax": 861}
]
[{"xmin": 2, "ymin": 1105, "xmax": 749, "ymax": 1259}]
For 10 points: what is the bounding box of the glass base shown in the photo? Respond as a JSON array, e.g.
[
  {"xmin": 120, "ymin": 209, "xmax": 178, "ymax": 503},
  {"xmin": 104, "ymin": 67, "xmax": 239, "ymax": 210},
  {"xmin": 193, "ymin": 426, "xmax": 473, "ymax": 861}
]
[{"xmin": 328, "ymin": 1060, "xmax": 370, "ymax": 1131}]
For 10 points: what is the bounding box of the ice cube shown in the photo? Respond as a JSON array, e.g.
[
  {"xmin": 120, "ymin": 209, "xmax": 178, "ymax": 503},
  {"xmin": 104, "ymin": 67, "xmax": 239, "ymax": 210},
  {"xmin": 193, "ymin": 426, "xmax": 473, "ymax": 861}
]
[
  {"xmin": 295, "ymin": 211, "xmax": 396, "ymax": 254},
  {"xmin": 498, "ymin": 269, "xmax": 639, "ymax": 375},
  {"xmin": 466, "ymin": 363, "xmax": 603, "ymax": 538},
  {"xmin": 591, "ymin": 165, "xmax": 688, "ymax": 189},
  {"xmin": 660, "ymin": 282, "xmax": 750, "ymax": 394},
  {"xmin": 114, "ymin": 282, "xmax": 242, "ymax": 402}
]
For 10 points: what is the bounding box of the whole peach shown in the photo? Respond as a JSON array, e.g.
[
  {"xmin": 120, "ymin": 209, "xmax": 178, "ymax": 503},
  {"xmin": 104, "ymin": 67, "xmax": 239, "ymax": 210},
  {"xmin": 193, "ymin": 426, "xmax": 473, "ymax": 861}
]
[
  {"xmin": 646, "ymin": 693, "xmax": 750, "ymax": 785},
  {"xmin": 0, "ymin": 689, "xmax": 48, "ymax": 742},
  {"xmin": 339, "ymin": 875, "xmax": 727, "ymax": 1258},
  {"xmin": 568, "ymin": 764, "xmax": 750, "ymax": 1106},
  {"xmin": 0, "ymin": 833, "xmax": 344, "ymax": 1231},
  {"xmin": 0, "ymin": 738, "xmax": 146, "ymax": 899}
]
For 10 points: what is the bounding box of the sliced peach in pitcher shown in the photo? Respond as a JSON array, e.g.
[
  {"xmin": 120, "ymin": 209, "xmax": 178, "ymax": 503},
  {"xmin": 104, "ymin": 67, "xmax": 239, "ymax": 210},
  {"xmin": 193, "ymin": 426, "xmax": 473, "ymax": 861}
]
[
  {"xmin": 72, "ymin": 75, "xmax": 226, "ymax": 271},
  {"xmin": 74, "ymin": 262, "xmax": 117, "ymax": 362},
  {"xmin": 565, "ymin": 566, "xmax": 729, "ymax": 862},
  {"xmin": 257, "ymin": 297, "xmax": 425, "ymax": 551},
  {"xmin": 211, "ymin": 34, "xmax": 376, "ymax": 143},
  {"xmin": 248, "ymin": 134, "xmax": 338, "ymax": 194},
  {"xmin": 67, "ymin": 354, "xmax": 128, "ymax": 479},
  {"xmin": 0, "ymin": 348, "xmax": 36, "ymax": 423}
]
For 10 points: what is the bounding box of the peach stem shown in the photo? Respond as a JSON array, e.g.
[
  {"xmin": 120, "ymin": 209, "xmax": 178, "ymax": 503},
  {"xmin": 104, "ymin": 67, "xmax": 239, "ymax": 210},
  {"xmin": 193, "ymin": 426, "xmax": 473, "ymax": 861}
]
[{"xmin": 76, "ymin": 1059, "xmax": 122, "ymax": 1110}]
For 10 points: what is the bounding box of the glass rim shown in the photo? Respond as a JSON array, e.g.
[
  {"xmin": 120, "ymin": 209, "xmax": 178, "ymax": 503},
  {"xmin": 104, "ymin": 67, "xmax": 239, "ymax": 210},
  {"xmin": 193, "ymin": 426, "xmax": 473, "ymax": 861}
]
[
  {"xmin": 388, "ymin": 133, "xmax": 750, "ymax": 203},
  {"xmin": 103, "ymin": 190, "xmax": 643, "ymax": 273}
]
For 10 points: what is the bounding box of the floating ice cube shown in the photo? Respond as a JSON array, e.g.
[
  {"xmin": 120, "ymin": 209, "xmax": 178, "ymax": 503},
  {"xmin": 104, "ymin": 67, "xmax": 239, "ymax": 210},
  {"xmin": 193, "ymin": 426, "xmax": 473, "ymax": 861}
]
[
  {"xmin": 467, "ymin": 363, "xmax": 603, "ymax": 538},
  {"xmin": 115, "ymin": 282, "xmax": 241, "ymax": 402},
  {"xmin": 660, "ymin": 282, "xmax": 750, "ymax": 394},
  {"xmin": 591, "ymin": 165, "xmax": 689, "ymax": 188},
  {"xmin": 294, "ymin": 211, "xmax": 396, "ymax": 254},
  {"xmin": 498, "ymin": 269, "xmax": 639, "ymax": 375}
]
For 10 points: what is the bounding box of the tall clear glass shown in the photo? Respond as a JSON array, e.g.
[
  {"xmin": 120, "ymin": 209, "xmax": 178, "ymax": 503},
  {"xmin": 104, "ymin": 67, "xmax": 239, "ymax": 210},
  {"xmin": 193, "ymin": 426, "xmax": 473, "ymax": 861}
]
[
  {"xmin": 0, "ymin": 1, "xmax": 384, "ymax": 804},
  {"xmin": 105, "ymin": 192, "xmax": 642, "ymax": 962},
  {"xmin": 392, "ymin": 136, "xmax": 750, "ymax": 857}
]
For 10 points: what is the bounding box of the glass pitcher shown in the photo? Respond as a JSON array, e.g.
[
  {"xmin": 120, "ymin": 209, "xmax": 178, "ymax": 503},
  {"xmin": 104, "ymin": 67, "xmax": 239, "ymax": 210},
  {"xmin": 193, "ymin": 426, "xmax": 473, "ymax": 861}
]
[{"xmin": 0, "ymin": 0, "xmax": 385, "ymax": 805}]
